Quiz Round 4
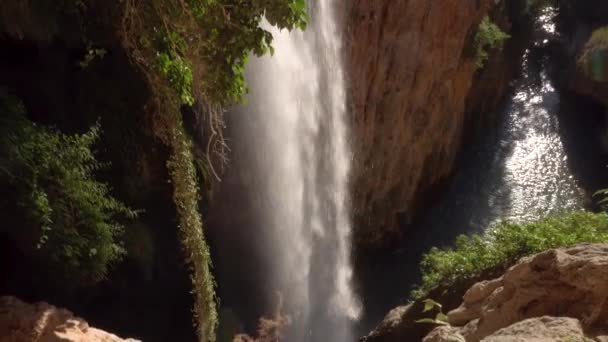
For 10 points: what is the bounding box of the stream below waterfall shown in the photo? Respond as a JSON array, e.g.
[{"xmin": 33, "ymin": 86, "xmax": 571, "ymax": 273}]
[{"xmin": 357, "ymin": 7, "xmax": 608, "ymax": 336}]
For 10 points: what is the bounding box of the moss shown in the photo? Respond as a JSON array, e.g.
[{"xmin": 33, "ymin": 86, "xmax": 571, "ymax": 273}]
[
  {"xmin": 411, "ymin": 211, "xmax": 608, "ymax": 300},
  {"xmin": 168, "ymin": 126, "xmax": 218, "ymax": 341}
]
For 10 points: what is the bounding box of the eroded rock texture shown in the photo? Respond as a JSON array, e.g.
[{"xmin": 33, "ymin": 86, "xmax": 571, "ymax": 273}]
[
  {"xmin": 419, "ymin": 244, "xmax": 608, "ymax": 342},
  {"xmin": 0, "ymin": 296, "xmax": 139, "ymax": 342},
  {"xmin": 447, "ymin": 244, "xmax": 608, "ymax": 341},
  {"xmin": 425, "ymin": 316, "xmax": 589, "ymax": 342},
  {"xmin": 366, "ymin": 244, "xmax": 608, "ymax": 341}
]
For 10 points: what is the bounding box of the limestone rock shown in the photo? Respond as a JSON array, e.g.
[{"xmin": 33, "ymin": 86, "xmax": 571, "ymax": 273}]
[
  {"xmin": 369, "ymin": 244, "xmax": 608, "ymax": 342},
  {"xmin": 0, "ymin": 296, "xmax": 139, "ymax": 342},
  {"xmin": 448, "ymin": 244, "xmax": 608, "ymax": 341},
  {"xmin": 481, "ymin": 316, "xmax": 586, "ymax": 342},
  {"xmin": 423, "ymin": 326, "xmax": 466, "ymax": 342},
  {"xmin": 425, "ymin": 316, "xmax": 589, "ymax": 342}
]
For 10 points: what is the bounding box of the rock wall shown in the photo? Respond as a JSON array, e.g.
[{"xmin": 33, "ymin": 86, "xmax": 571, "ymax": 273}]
[{"xmin": 346, "ymin": 0, "xmax": 527, "ymax": 247}]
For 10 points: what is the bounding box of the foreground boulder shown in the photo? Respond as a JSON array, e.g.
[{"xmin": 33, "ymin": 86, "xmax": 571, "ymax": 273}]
[
  {"xmin": 425, "ymin": 243, "xmax": 608, "ymax": 341},
  {"xmin": 365, "ymin": 244, "xmax": 608, "ymax": 341},
  {"xmin": 425, "ymin": 316, "xmax": 589, "ymax": 342},
  {"xmin": 481, "ymin": 316, "xmax": 588, "ymax": 342},
  {"xmin": 0, "ymin": 296, "xmax": 139, "ymax": 342}
]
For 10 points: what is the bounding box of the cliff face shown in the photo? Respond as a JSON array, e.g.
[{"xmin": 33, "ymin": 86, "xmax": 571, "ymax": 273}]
[{"xmin": 346, "ymin": 0, "xmax": 527, "ymax": 246}]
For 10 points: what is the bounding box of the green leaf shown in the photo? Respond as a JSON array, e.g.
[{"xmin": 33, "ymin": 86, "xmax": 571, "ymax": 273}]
[
  {"xmin": 436, "ymin": 312, "xmax": 449, "ymax": 323},
  {"xmin": 422, "ymin": 298, "xmax": 442, "ymax": 312},
  {"xmin": 593, "ymin": 188, "xmax": 608, "ymax": 197}
]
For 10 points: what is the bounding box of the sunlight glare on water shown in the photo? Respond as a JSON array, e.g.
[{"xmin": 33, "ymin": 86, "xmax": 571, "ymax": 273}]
[{"xmin": 498, "ymin": 7, "xmax": 585, "ymax": 223}]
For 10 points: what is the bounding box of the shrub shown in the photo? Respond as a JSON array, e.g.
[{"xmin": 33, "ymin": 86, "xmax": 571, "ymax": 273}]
[
  {"xmin": 0, "ymin": 92, "xmax": 136, "ymax": 284},
  {"xmin": 474, "ymin": 16, "xmax": 511, "ymax": 68},
  {"xmin": 411, "ymin": 211, "xmax": 608, "ymax": 300}
]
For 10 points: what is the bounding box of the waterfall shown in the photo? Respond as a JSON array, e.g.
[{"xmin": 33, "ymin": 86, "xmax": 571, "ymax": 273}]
[{"xmin": 228, "ymin": 1, "xmax": 361, "ymax": 341}]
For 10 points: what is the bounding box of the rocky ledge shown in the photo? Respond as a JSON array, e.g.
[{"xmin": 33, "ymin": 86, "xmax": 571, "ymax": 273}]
[
  {"xmin": 364, "ymin": 243, "xmax": 608, "ymax": 341},
  {"xmin": 0, "ymin": 296, "xmax": 138, "ymax": 342}
]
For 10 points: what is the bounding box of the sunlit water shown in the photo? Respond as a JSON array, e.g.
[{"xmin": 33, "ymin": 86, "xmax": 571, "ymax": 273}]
[{"xmin": 222, "ymin": 1, "xmax": 361, "ymax": 341}]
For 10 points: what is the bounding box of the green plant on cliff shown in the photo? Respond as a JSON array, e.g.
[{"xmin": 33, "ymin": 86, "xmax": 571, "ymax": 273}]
[
  {"xmin": 474, "ymin": 16, "xmax": 511, "ymax": 69},
  {"xmin": 121, "ymin": 0, "xmax": 308, "ymax": 107},
  {"xmin": 578, "ymin": 26, "xmax": 608, "ymax": 82},
  {"xmin": 0, "ymin": 92, "xmax": 136, "ymax": 283},
  {"xmin": 411, "ymin": 211, "xmax": 608, "ymax": 300}
]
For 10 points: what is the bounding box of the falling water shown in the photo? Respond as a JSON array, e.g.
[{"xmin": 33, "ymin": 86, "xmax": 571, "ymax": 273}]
[{"xmin": 228, "ymin": 1, "xmax": 361, "ymax": 341}]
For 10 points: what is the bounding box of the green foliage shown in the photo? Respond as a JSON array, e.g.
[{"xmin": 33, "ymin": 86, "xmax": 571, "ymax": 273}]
[
  {"xmin": 124, "ymin": 0, "xmax": 308, "ymax": 107},
  {"xmin": 0, "ymin": 93, "xmax": 136, "ymax": 283},
  {"xmin": 594, "ymin": 187, "xmax": 608, "ymax": 209},
  {"xmin": 415, "ymin": 299, "xmax": 449, "ymax": 326},
  {"xmin": 157, "ymin": 52, "xmax": 195, "ymax": 106},
  {"xmin": 474, "ymin": 16, "xmax": 511, "ymax": 69},
  {"xmin": 187, "ymin": 0, "xmax": 307, "ymax": 105},
  {"xmin": 411, "ymin": 211, "xmax": 608, "ymax": 300},
  {"xmin": 165, "ymin": 114, "xmax": 218, "ymax": 342}
]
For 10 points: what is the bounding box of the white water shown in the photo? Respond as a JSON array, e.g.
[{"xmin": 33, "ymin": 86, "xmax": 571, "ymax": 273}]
[{"xmin": 233, "ymin": 1, "xmax": 361, "ymax": 341}]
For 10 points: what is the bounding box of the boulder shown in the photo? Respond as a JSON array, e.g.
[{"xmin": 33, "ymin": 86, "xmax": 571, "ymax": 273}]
[
  {"xmin": 447, "ymin": 244, "xmax": 608, "ymax": 341},
  {"xmin": 0, "ymin": 296, "xmax": 139, "ymax": 342},
  {"xmin": 425, "ymin": 316, "xmax": 589, "ymax": 342},
  {"xmin": 358, "ymin": 243, "xmax": 608, "ymax": 341},
  {"xmin": 481, "ymin": 316, "xmax": 586, "ymax": 342}
]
